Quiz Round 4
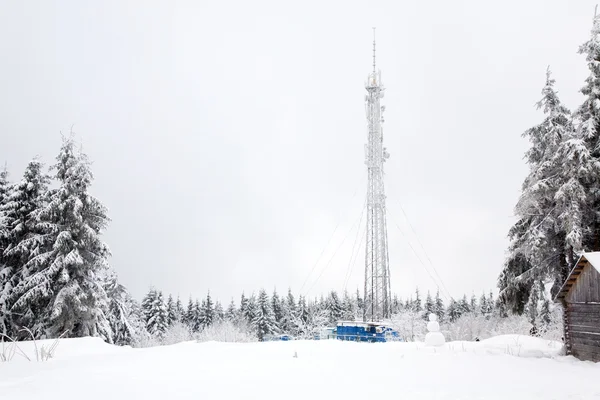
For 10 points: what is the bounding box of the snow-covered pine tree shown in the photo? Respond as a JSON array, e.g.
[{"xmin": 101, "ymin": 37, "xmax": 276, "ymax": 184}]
[
  {"xmin": 446, "ymin": 298, "xmax": 460, "ymax": 322},
  {"xmin": 142, "ymin": 288, "xmax": 168, "ymax": 338},
  {"xmin": 244, "ymin": 294, "xmax": 257, "ymax": 328},
  {"xmin": 103, "ymin": 269, "xmax": 145, "ymax": 345},
  {"xmin": 470, "ymin": 294, "xmax": 478, "ymax": 314},
  {"xmin": 166, "ymin": 294, "xmax": 177, "ymax": 326},
  {"xmin": 341, "ymin": 290, "xmax": 355, "ymax": 321},
  {"xmin": 279, "ymin": 288, "xmax": 296, "ymax": 334},
  {"xmin": 226, "ymin": 298, "xmax": 237, "ymax": 322},
  {"xmin": 271, "ymin": 289, "xmax": 283, "ymax": 329},
  {"xmin": 184, "ymin": 297, "xmax": 194, "ymax": 327},
  {"xmin": 286, "ymin": 288, "xmax": 296, "ymax": 314},
  {"xmin": 141, "ymin": 288, "xmax": 155, "ymax": 320},
  {"xmin": 551, "ymin": 124, "xmax": 599, "ymax": 292},
  {"xmin": 487, "ymin": 290, "xmax": 496, "ymax": 315},
  {"xmin": 295, "ymin": 295, "xmax": 309, "ymax": 337},
  {"xmin": 423, "ymin": 291, "xmax": 434, "ymax": 320},
  {"xmin": 200, "ymin": 292, "xmax": 214, "ymax": 329},
  {"xmin": 0, "ymin": 165, "xmax": 11, "ymax": 255},
  {"xmin": 525, "ymin": 279, "xmax": 544, "ymax": 327},
  {"xmin": 214, "ymin": 301, "xmax": 224, "ymax": 323},
  {"xmin": 458, "ymin": 295, "xmax": 471, "ymax": 315},
  {"xmin": 479, "ymin": 293, "xmax": 488, "ymax": 317},
  {"xmin": 498, "ymin": 251, "xmax": 534, "ymax": 315},
  {"xmin": 539, "ymin": 299, "xmax": 552, "ymax": 331},
  {"xmin": 413, "ymin": 288, "xmax": 422, "ymax": 313},
  {"xmin": 500, "ymin": 68, "xmax": 579, "ymax": 309},
  {"xmin": 326, "ymin": 291, "xmax": 343, "ymax": 325},
  {"xmin": 8, "ymin": 138, "xmax": 112, "ymax": 340},
  {"xmin": 240, "ymin": 293, "xmax": 249, "ymax": 323},
  {"xmin": 433, "ymin": 290, "xmax": 445, "ymax": 322},
  {"xmin": 175, "ymin": 296, "xmax": 184, "ymax": 323},
  {"xmin": 192, "ymin": 299, "xmax": 202, "ymax": 332},
  {"xmin": 575, "ymin": 13, "xmax": 600, "ymax": 253},
  {"xmin": 355, "ymin": 288, "xmax": 364, "ymax": 317},
  {"xmin": 1, "ymin": 159, "xmax": 50, "ymax": 336},
  {"xmin": 392, "ymin": 294, "xmax": 401, "ymax": 314},
  {"xmin": 253, "ymin": 289, "xmax": 277, "ymax": 341}
]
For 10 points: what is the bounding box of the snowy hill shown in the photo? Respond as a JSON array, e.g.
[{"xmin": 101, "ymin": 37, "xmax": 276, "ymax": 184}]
[{"xmin": 1, "ymin": 336, "xmax": 599, "ymax": 400}]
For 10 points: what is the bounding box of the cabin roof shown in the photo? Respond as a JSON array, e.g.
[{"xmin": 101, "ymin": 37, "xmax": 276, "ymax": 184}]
[{"xmin": 555, "ymin": 252, "xmax": 600, "ymax": 301}]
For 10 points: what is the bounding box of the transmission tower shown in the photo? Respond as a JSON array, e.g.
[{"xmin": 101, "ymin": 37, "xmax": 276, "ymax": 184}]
[{"xmin": 363, "ymin": 28, "xmax": 391, "ymax": 322}]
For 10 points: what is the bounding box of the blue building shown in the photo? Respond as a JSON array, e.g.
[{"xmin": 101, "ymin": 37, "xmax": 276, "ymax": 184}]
[{"xmin": 336, "ymin": 321, "xmax": 400, "ymax": 342}]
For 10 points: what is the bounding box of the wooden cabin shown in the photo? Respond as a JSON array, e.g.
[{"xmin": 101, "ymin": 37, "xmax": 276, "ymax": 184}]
[{"xmin": 554, "ymin": 252, "xmax": 600, "ymax": 362}]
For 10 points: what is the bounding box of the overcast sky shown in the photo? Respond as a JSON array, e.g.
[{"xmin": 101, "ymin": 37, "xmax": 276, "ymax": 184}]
[{"xmin": 0, "ymin": 0, "xmax": 597, "ymax": 304}]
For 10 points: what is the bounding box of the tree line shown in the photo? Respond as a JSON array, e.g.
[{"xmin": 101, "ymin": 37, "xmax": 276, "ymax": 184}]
[
  {"xmin": 498, "ymin": 13, "xmax": 600, "ymax": 320},
  {"xmin": 137, "ymin": 286, "xmax": 502, "ymax": 343}
]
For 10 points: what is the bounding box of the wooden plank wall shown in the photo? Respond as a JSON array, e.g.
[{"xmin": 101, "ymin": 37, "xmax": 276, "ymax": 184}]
[
  {"xmin": 566, "ymin": 302, "xmax": 600, "ymax": 362},
  {"xmin": 566, "ymin": 264, "xmax": 600, "ymax": 303}
]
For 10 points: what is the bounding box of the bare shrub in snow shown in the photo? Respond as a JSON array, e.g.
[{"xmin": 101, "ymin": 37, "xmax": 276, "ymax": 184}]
[
  {"xmin": 162, "ymin": 322, "xmax": 193, "ymax": 345},
  {"xmin": 387, "ymin": 310, "xmax": 427, "ymax": 341},
  {"xmin": 134, "ymin": 331, "xmax": 161, "ymax": 348},
  {"xmin": 196, "ymin": 320, "xmax": 256, "ymax": 343}
]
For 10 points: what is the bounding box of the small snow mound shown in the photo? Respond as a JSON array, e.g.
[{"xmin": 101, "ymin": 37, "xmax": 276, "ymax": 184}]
[
  {"xmin": 480, "ymin": 334, "xmax": 564, "ymax": 358},
  {"xmin": 14, "ymin": 336, "xmax": 128, "ymax": 361}
]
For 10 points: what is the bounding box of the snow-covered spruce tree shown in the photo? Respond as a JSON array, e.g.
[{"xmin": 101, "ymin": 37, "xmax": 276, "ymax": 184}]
[
  {"xmin": 500, "ymin": 68, "xmax": 577, "ymax": 307},
  {"xmin": 278, "ymin": 290, "xmax": 293, "ymax": 333},
  {"xmin": 326, "ymin": 291, "xmax": 343, "ymax": 325},
  {"xmin": 226, "ymin": 298, "xmax": 237, "ymax": 322},
  {"xmin": 184, "ymin": 297, "xmax": 194, "ymax": 327},
  {"xmin": 458, "ymin": 295, "xmax": 471, "ymax": 315},
  {"xmin": 294, "ymin": 295, "xmax": 310, "ymax": 337},
  {"xmin": 479, "ymin": 292, "xmax": 491, "ymax": 318},
  {"xmin": 470, "ymin": 294, "xmax": 478, "ymax": 314},
  {"xmin": 175, "ymin": 296, "xmax": 184, "ymax": 323},
  {"xmin": 423, "ymin": 291, "xmax": 434, "ymax": 320},
  {"xmin": 8, "ymin": 138, "xmax": 113, "ymax": 340},
  {"xmin": 552, "ymin": 125, "xmax": 599, "ymax": 287},
  {"xmin": 355, "ymin": 288, "xmax": 364, "ymax": 318},
  {"xmin": 525, "ymin": 279, "xmax": 544, "ymax": 327},
  {"xmin": 341, "ymin": 290, "xmax": 355, "ymax": 321},
  {"xmin": 1, "ymin": 159, "xmax": 50, "ymax": 336},
  {"xmin": 0, "ymin": 166, "xmax": 11, "ymax": 335},
  {"xmin": 286, "ymin": 288, "xmax": 296, "ymax": 316},
  {"xmin": 244, "ymin": 294, "xmax": 258, "ymax": 329},
  {"xmin": 166, "ymin": 294, "xmax": 177, "ymax": 326},
  {"xmin": 142, "ymin": 288, "xmax": 168, "ymax": 338},
  {"xmin": 192, "ymin": 299, "xmax": 202, "ymax": 332},
  {"xmin": 200, "ymin": 292, "xmax": 214, "ymax": 329},
  {"xmin": 253, "ymin": 289, "xmax": 277, "ymax": 340},
  {"xmin": 0, "ymin": 166, "xmax": 11, "ymax": 252},
  {"xmin": 434, "ymin": 290, "xmax": 445, "ymax": 322},
  {"xmin": 103, "ymin": 270, "xmax": 145, "ymax": 345},
  {"xmin": 446, "ymin": 298, "xmax": 460, "ymax": 322},
  {"xmin": 214, "ymin": 301, "xmax": 224, "ymax": 323},
  {"xmin": 392, "ymin": 294, "xmax": 401, "ymax": 314},
  {"xmin": 271, "ymin": 289, "xmax": 283, "ymax": 329},
  {"xmin": 413, "ymin": 288, "xmax": 422, "ymax": 313},
  {"xmin": 575, "ymin": 13, "xmax": 600, "ymax": 253}
]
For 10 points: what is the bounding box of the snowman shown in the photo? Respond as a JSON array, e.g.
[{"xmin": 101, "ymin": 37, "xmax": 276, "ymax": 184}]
[{"xmin": 425, "ymin": 313, "xmax": 445, "ymax": 347}]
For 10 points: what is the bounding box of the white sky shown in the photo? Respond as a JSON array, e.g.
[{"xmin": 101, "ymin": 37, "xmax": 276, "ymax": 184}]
[{"xmin": 0, "ymin": 0, "xmax": 597, "ymax": 303}]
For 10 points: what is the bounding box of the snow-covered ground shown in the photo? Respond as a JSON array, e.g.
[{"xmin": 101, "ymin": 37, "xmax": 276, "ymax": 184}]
[{"xmin": 2, "ymin": 335, "xmax": 600, "ymax": 399}]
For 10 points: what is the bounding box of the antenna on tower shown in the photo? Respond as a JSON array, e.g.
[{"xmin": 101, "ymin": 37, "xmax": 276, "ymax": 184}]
[
  {"xmin": 595, "ymin": 4, "xmax": 598, "ymax": 18},
  {"xmin": 372, "ymin": 27, "xmax": 376, "ymax": 74}
]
